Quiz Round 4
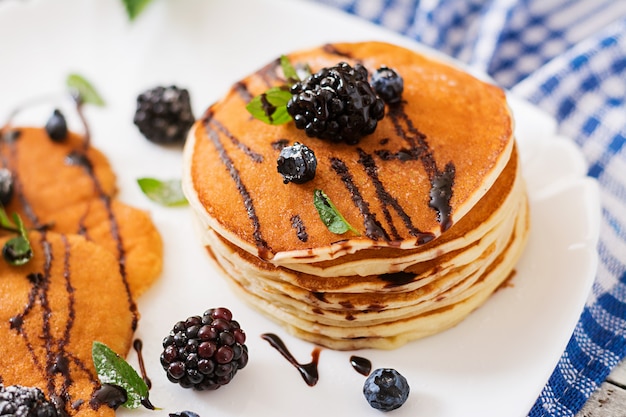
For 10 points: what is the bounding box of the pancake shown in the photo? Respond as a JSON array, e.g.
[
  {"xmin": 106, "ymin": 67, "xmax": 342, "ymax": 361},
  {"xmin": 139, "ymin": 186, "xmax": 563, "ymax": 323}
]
[
  {"xmin": 184, "ymin": 41, "xmax": 514, "ymax": 260},
  {"xmin": 0, "ymin": 127, "xmax": 163, "ymax": 298},
  {"xmin": 201, "ymin": 189, "xmax": 527, "ymax": 350},
  {"xmin": 183, "ymin": 41, "xmax": 528, "ymax": 349},
  {"xmin": 0, "ymin": 231, "xmax": 135, "ymax": 417}
]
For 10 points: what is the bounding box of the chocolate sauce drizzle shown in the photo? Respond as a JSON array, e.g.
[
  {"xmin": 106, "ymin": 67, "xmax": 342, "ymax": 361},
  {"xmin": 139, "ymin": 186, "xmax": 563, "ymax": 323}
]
[
  {"xmin": 259, "ymin": 93, "xmax": 278, "ymax": 123},
  {"xmin": 261, "ymin": 333, "xmax": 321, "ymax": 386},
  {"xmin": 290, "ymin": 214, "xmax": 308, "ymax": 242},
  {"xmin": 233, "ymin": 60, "xmax": 283, "ymax": 107},
  {"xmin": 322, "ymin": 43, "xmax": 354, "ymax": 60},
  {"xmin": 233, "ymin": 81, "xmax": 253, "ymax": 103},
  {"xmin": 271, "ymin": 139, "xmax": 289, "ymax": 151},
  {"xmin": 257, "ymin": 58, "xmax": 284, "ymax": 88},
  {"xmin": 357, "ymin": 148, "xmax": 432, "ymax": 242},
  {"xmin": 202, "ymin": 112, "xmax": 272, "ymax": 259},
  {"xmin": 349, "ymin": 355, "xmax": 372, "ymax": 376},
  {"xmin": 64, "ymin": 148, "xmax": 137, "ymax": 330},
  {"xmin": 386, "ymin": 104, "xmax": 456, "ymax": 232},
  {"xmin": 330, "ymin": 157, "xmax": 388, "ymax": 241},
  {"xmin": 133, "ymin": 339, "xmax": 152, "ymax": 389},
  {"xmin": 210, "ymin": 118, "xmax": 264, "ymax": 163},
  {"xmin": 4, "ymin": 232, "xmax": 101, "ymax": 416},
  {"xmin": 379, "ymin": 271, "xmax": 418, "ymax": 288},
  {"xmin": 429, "ymin": 162, "xmax": 456, "ymax": 231}
]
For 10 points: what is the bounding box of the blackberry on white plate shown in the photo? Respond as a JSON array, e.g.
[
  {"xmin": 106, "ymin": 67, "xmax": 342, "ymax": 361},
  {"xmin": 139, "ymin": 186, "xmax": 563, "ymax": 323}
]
[
  {"xmin": 160, "ymin": 308, "xmax": 248, "ymax": 391},
  {"xmin": 133, "ymin": 85, "xmax": 194, "ymax": 145}
]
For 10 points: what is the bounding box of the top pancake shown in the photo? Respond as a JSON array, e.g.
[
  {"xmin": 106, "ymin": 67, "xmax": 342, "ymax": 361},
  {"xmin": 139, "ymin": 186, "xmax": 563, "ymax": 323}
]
[{"xmin": 184, "ymin": 41, "xmax": 514, "ymax": 261}]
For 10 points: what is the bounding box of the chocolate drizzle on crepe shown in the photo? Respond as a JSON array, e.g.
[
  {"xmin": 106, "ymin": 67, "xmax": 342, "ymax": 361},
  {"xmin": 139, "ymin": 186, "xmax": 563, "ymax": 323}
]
[
  {"xmin": 0, "ymin": 131, "xmax": 138, "ymax": 331},
  {"xmin": 3, "ymin": 233, "xmax": 100, "ymax": 416}
]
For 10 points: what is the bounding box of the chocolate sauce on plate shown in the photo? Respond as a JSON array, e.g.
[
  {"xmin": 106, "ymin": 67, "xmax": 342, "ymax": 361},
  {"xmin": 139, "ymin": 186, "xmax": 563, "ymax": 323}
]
[
  {"xmin": 261, "ymin": 333, "xmax": 321, "ymax": 386},
  {"xmin": 349, "ymin": 355, "xmax": 372, "ymax": 376},
  {"xmin": 133, "ymin": 339, "xmax": 152, "ymax": 389}
]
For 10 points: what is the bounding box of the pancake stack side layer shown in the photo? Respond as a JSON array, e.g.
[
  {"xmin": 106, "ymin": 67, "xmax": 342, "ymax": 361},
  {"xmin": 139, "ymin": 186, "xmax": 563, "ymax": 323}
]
[{"xmin": 183, "ymin": 41, "xmax": 530, "ymax": 350}]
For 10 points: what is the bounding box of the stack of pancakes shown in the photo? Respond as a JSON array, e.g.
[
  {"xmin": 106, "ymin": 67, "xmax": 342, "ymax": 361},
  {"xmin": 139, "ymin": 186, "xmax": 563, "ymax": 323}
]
[{"xmin": 183, "ymin": 41, "xmax": 529, "ymax": 350}]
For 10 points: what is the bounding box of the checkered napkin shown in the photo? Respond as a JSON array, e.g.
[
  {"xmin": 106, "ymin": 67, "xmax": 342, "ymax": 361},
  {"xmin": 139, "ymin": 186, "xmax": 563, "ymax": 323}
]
[{"xmin": 313, "ymin": 1, "xmax": 626, "ymax": 415}]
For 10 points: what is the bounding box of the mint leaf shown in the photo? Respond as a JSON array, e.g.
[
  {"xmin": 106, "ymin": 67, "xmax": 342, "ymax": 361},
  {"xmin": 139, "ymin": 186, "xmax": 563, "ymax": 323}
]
[
  {"xmin": 3, "ymin": 236, "xmax": 32, "ymax": 266},
  {"xmin": 2, "ymin": 213, "xmax": 33, "ymax": 266},
  {"xmin": 313, "ymin": 189, "xmax": 359, "ymax": 235},
  {"xmin": 280, "ymin": 55, "xmax": 299, "ymax": 84},
  {"xmin": 0, "ymin": 206, "xmax": 15, "ymax": 231},
  {"xmin": 121, "ymin": 0, "xmax": 154, "ymax": 20},
  {"xmin": 66, "ymin": 74, "xmax": 105, "ymax": 107},
  {"xmin": 92, "ymin": 341, "xmax": 148, "ymax": 409},
  {"xmin": 246, "ymin": 87, "xmax": 292, "ymax": 125},
  {"xmin": 137, "ymin": 178, "xmax": 188, "ymax": 206}
]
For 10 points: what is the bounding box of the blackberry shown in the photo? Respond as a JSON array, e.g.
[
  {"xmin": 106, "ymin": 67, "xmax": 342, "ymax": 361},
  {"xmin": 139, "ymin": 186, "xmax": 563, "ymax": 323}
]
[
  {"xmin": 0, "ymin": 168, "xmax": 14, "ymax": 205},
  {"xmin": 363, "ymin": 368, "xmax": 410, "ymax": 411},
  {"xmin": 0, "ymin": 384, "xmax": 58, "ymax": 417},
  {"xmin": 133, "ymin": 85, "xmax": 195, "ymax": 145},
  {"xmin": 371, "ymin": 66, "xmax": 404, "ymax": 104},
  {"xmin": 276, "ymin": 142, "xmax": 317, "ymax": 184},
  {"xmin": 44, "ymin": 109, "xmax": 68, "ymax": 142},
  {"xmin": 160, "ymin": 307, "xmax": 248, "ymax": 391},
  {"xmin": 287, "ymin": 62, "xmax": 385, "ymax": 145}
]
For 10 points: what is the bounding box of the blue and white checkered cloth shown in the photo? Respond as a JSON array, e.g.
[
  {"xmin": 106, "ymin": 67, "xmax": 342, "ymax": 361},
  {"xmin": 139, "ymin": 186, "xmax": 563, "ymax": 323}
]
[{"xmin": 312, "ymin": 1, "xmax": 626, "ymax": 415}]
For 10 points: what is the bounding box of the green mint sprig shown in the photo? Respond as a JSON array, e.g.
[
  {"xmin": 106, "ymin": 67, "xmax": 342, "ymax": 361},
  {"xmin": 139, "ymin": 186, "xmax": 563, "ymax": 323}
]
[
  {"xmin": 121, "ymin": 0, "xmax": 154, "ymax": 20},
  {"xmin": 66, "ymin": 74, "xmax": 105, "ymax": 107},
  {"xmin": 137, "ymin": 178, "xmax": 188, "ymax": 207},
  {"xmin": 92, "ymin": 341, "xmax": 150, "ymax": 409},
  {"xmin": 245, "ymin": 87, "xmax": 292, "ymax": 125},
  {"xmin": 0, "ymin": 207, "xmax": 33, "ymax": 266},
  {"xmin": 313, "ymin": 189, "xmax": 359, "ymax": 235},
  {"xmin": 246, "ymin": 56, "xmax": 310, "ymax": 125}
]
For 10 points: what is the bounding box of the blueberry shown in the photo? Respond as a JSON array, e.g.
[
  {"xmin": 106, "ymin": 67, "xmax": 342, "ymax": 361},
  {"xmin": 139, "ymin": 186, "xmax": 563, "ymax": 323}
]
[
  {"xmin": 371, "ymin": 67, "xmax": 404, "ymax": 104},
  {"xmin": 169, "ymin": 411, "xmax": 200, "ymax": 417},
  {"xmin": 45, "ymin": 109, "xmax": 68, "ymax": 142},
  {"xmin": 276, "ymin": 142, "xmax": 317, "ymax": 184},
  {"xmin": 363, "ymin": 368, "xmax": 410, "ymax": 411}
]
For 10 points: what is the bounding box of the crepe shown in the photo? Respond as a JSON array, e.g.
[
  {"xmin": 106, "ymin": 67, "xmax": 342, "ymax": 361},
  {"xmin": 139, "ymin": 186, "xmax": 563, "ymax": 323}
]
[
  {"xmin": 0, "ymin": 231, "xmax": 133, "ymax": 417},
  {"xmin": 0, "ymin": 127, "xmax": 162, "ymax": 298},
  {"xmin": 0, "ymin": 125, "xmax": 163, "ymax": 413},
  {"xmin": 183, "ymin": 41, "xmax": 529, "ymax": 349}
]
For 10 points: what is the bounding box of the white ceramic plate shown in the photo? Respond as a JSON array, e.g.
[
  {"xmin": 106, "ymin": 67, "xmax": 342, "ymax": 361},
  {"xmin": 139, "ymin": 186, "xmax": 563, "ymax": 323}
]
[{"xmin": 0, "ymin": 0, "xmax": 600, "ymax": 416}]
